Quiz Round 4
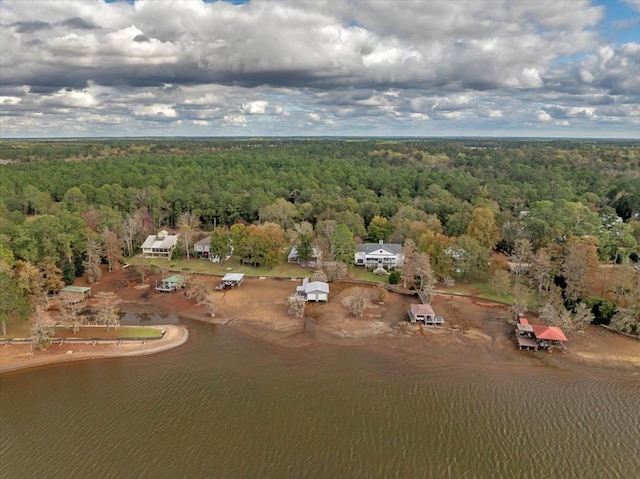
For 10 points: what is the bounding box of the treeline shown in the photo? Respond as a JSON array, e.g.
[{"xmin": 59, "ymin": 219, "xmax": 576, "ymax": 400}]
[{"xmin": 0, "ymin": 139, "xmax": 638, "ymax": 334}]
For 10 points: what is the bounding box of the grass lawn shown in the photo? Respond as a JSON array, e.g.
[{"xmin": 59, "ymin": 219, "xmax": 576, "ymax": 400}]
[
  {"xmin": 0, "ymin": 319, "xmax": 32, "ymax": 339},
  {"xmin": 128, "ymin": 255, "xmax": 314, "ymax": 278},
  {"xmin": 1, "ymin": 322, "xmax": 164, "ymax": 341},
  {"xmin": 53, "ymin": 326, "xmax": 164, "ymax": 340}
]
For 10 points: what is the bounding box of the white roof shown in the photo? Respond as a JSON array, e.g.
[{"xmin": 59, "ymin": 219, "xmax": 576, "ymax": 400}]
[
  {"xmin": 222, "ymin": 273, "xmax": 244, "ymax": 282},
  {"xmin": 304, "ymin": 281, "xmax": 329, "ymax": 294},
  {"xmin": 141, "ymin": 232, "xmax": 179, "ymax": 250}
]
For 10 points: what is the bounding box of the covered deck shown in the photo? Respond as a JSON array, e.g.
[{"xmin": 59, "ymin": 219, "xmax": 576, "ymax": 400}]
[
  {"xmin": 408, "ymin": 304, "xmax": 444, "ymax": 325},
  {"xmin": 216, "ymin": 273, "xmax": 244, "ymax": 290},
  {"xmin": 155, "ymin": 274, "xmax": 185, "ymax": 292},
  {"xmin": 60, "ymin": 285, "xmax": 92, "ymax": 304}
]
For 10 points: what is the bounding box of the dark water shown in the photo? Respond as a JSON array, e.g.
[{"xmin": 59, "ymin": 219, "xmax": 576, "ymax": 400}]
[{"xmin": 1, "ymin": 318, "xmax": 639, "ymax": 479}]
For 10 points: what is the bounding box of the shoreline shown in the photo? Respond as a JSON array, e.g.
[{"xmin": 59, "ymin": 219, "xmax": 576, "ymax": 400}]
[{"xmin": 0, "ymin": 324, "xmax": 189, "ymax": 374}]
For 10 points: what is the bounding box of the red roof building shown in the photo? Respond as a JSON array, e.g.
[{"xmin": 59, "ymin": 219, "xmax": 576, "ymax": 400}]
[{"xmin": 531, "ymin": 324, "xmax": 568, "ymax": 342}]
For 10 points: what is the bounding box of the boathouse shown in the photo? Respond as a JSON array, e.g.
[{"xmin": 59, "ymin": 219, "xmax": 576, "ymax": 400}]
[
  {"xmin": 408, "ymin": 303, "xmax": 444, "ymax": 325},
  {"xmin": 216, "ymin": 273, "xmax": 244, "ymax": 289},
  {"xmin": 60, "ymin": 285, "xmax": 92, "ymax": 304},
  {"xmin": 155, "ymin": 274, "xmax": 185, "ymax": 292}
]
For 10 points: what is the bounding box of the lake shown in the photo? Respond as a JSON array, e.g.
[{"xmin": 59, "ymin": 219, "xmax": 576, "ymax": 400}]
[{"xmin": 1, "ymin": 317, "xmax": 638, "ymax": 478}]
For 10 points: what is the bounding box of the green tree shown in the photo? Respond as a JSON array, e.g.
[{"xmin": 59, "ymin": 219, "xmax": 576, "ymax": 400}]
[
  {"xmin": 331, "ymin": 224, "xmax": 356, "ymax": 263},
  {"xmin": 367, "ymin": 216, "xmax": 391, "ymax": 242},
  {"xmin": 466, "ymin": 206, "xmax": 500, "ymax": 250},
  {"xmin": 0, "ymin": 270, "xmax": 31, "ymax": 335}
]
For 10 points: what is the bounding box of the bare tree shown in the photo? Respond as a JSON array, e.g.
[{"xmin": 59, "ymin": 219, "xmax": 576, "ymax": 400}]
[
  {"xmin": 185, "ymin": 276, "xmax": 209, "ymax": 303},
  {"xmin": 122, "ymin": 212, "xmax": 142, "ymax": 258},
  {"xmin": 324, "ymin": 261, "xmax": 347, "ymax": 282},
  {"xmin": 572, "ymin": 302, "xmax": 594, "ymax": 331},
  {"xmin": 510, "ymin": 283, "xmax": 532, "ymax": 318},
  {"xmin": 341, "ymin": 288, "xmax": 373, "ymax": 318},
  {"xmin": 529, "ymin": 247, "xmax": 553, "ymax": 297},
  {"xmin": 311, "ymin": 270, "xmax": 328, "ymax": 282},
  {"xmin": 510, "ymin": 239, "xmax": 533, "ymax": 284},
  {"xmin": 202, "ymin": 294, "xmax": 217, "ymax": 317},
  {"xmin": 102, "ymin": 227, "xmax": 123, "ymax": 272},
  {"xmin": 414, "ymin": 252, "xmax": 435, "ymax": 295},
  {"xmin": 30, "ymin": 308, "xmax": 54, "ymax": 351},
  {"xmin": 84, "ymin": 238, "xmax": 103, "ymax": 284},
  {"xmin": 60, "ymin": 298, "xmax": 86, "ymax": 333},
  {"xmin": 401, "ymin": 239, "xmax": 417, "ymax": 288},
  {"xmin": 178, "ymin": 211, "xmax": 201, "ymax": 261},
  {"xmin": 93, "ymin": 292, "xmax": 122, "ymax": 330},
  {"xmin": 562, "ymin": 240, "xmax": 599, "ymax": 303},
  {"xmin": 286, "ymin": 295, "xmax": 307, "ymax": 318}
]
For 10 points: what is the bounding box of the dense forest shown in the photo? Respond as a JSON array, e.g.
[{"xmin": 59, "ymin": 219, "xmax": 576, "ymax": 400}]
[{"xmin": 0, "ymin": 138, "xmax": 638, "ymax": 335}]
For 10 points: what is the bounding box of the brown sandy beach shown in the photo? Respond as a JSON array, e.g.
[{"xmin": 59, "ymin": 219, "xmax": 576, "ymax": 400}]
[{"xmin": 1, "ymin": 269, "xmax": 638, "ymax": 374}]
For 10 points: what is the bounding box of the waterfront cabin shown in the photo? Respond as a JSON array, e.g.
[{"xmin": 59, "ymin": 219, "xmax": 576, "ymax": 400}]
[
  {"xmin": 287, "ymin": 246, "xmax": 322, "ymax": 267},
  {"xmin": 296, "ymin": 278, "xmax": 329, "ymax": 301},
  {"xmin": 408, "ymin": 303, "xmax": 444, "ymax": 325},
  {"xmin": 141, "ymin": 230, "xmax": 180, "ymax": 259},
  {"xmin": 155, "ymin": 274, "xmax": 185, "ymax": 292},
  {"xmin": 216, "ymin": 273, "xmax": 244, "ymax": 289},
  {"xmin": 60, "ymin": 285, "xmax": 92, "ymax": 304}
]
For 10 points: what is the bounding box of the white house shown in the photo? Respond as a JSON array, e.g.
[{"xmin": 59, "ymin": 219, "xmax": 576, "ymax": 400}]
[
  {"xmin": 354, "ymin": 240, "xmax": 403, "ymax": 269},
  {"xmin": 141, "ymin": 230, "xmax": 179, "ymax": 259},
  {"xmin": 296, "ymin": 278, "xmax": 329, "ymax": 301}
]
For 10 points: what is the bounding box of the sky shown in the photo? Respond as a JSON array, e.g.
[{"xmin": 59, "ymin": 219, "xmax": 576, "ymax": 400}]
[{"xmin": 0, "ymin": 0, "xmax": 638, "ymax": 138}]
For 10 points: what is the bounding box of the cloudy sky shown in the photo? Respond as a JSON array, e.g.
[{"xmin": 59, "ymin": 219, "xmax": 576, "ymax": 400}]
[{"xmin": 1, "ymin": 0, "xmax": 639, "ymax": 138}]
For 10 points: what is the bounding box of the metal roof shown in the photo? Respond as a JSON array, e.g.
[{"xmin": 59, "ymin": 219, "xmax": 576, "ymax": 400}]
[
  {"xmin": 60, "ymin": 285, "xmax": 91, "ymax": 293},
  {"xmin": 222, "ymin": 273, "xmax": 244, "ymax": 282},
  {"xmin": 531, "ymin": 324, "xmax": 568, "ymax": 342},
  {"xmin": 410, "ymin": 303, "xmax": 435, "ymax": 316}
]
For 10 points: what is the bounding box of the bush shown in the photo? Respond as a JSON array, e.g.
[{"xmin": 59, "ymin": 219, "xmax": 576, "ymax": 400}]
[
  {"xmin": 585, "ymin": 296, "xmax": 617, "ymax": 325},
  {"xmin": 388, "ymin": 271, "xmax": 400, "ymax": 285}
]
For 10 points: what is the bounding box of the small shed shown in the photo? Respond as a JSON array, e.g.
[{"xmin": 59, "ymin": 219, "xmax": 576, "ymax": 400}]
[
  {"xmin": 155, "ymin": 274, "xmax": 185, "ymax": 292},
  {"xmin": 216, "ymin": 273, "xmax": 244, "ymax": 289},
  {"xmin": 408, "ymin": 303, "xmax": 444, "ymax": 325},
  {"xmin": 60, "ymin": 285, "xmax": 92, "ymax": 304},
  {"xmin": 302, "ymin": 281, "xmax": 329, "ymax": 302}
]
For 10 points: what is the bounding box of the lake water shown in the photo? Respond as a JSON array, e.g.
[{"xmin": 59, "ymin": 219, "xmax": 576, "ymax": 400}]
[{"xmin": 1, "ymin": 317, "xmax": 638, "ymax": 479}]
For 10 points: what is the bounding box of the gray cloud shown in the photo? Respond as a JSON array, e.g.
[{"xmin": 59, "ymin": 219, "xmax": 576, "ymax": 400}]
[{"xmin": 0, "ymin": 0, "xmax": 638, "ymax": 137}]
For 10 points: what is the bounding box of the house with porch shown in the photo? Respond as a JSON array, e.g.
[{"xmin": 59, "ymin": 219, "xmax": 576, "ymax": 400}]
[
  {"xmin": 355, "ymin": 240, "xmax": 403, "ymax": 270},
  {"xmin": 287, "ymin": 246, "xmax": 322, "ymax": 267},
  {"xmin": 141, "ymin": 230, "xmax": 179, "ymax": 259}
]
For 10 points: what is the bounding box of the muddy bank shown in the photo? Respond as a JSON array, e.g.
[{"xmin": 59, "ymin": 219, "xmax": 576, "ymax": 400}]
[{"xmin": 0, "ymin": 324, "xmax": 189, "ymax": 373}]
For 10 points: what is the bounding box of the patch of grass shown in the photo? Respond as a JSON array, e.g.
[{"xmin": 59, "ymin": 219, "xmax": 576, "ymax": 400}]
[
  {"xmin": 0, "ymin": 319, "xmax": 31, "ymax": 339},
  {"xmin": 53, "ymin": 326, "xmax": 164, "ymax": 339},
  {"xmin": 347, "ymin": 266, "xmax": 389, "ymax": 284},
  {"xmin": 129, "ymin": 255, "xmax": 315, "ymax": 278}
]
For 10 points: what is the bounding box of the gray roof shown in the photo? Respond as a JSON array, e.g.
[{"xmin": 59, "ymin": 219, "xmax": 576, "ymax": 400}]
[
  {"xmin": 195, "ymin": 236, "xmax": 211, "ymax": 247},
  {"xmin": 141, "ymin": 232, "xmax": 179, "ymax": 250},
  {"xmin": 222, "ymin": 273, "xmax": 244, "ymax": 282},
  {"xmin": 304, "ymin": 281, "xmax": 329, "ymax": 294},
  {"xmin": 288, "ymin": 245, "xmax": 321, "ymax": 260},
  {"xmin": 356, "ymin": 242, "xmax": 402, "ymax": 255}
]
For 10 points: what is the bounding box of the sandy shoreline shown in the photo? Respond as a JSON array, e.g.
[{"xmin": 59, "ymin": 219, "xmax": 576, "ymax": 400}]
[
  {"xmin": 0, "ymin": 324, "xmax": 189, "ymax": 374},
  {"xmin": 2, "ymin": 272, "xmax": 638, "ymax": 376}
]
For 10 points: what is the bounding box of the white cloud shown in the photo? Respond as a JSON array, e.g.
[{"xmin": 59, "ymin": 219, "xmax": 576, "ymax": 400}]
[
  {"xmin": 241, "ymin": 100, "xmax": 268, "ymax": 115},
  {"xmin": 0, "ymin": 0, "xmax": 636, "ymax": 138},
  {"xmin": 223, "ymin": 114, "xmax": 246, "ymax": 126}
]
